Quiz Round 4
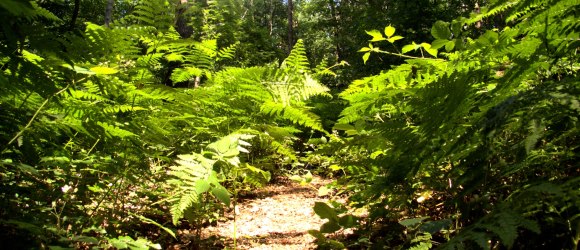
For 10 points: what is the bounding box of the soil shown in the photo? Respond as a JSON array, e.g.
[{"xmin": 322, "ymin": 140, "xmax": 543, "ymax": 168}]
[{"xmin": 175, "ymin": 176, "xmax": 336, "ymax": 249}]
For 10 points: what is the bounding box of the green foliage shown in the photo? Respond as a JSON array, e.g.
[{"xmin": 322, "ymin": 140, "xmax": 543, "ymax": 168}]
[
  {"xmin": 314, "ymin": 0, "xmax": 580, "ymax": 248},
  {"xmin": 0, "ymin": 1, "xmax": 330, "ymax": 248}
]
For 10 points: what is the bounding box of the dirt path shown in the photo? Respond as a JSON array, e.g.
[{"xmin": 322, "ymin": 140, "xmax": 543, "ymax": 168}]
[{"xmin": 181, "ymin": 176, "xmax": 334, "ymax": 249}]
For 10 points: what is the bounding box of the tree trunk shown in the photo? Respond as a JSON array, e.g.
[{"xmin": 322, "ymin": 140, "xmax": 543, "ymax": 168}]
[
  {"xmin": 69, "ymin": 0, "xmax": 80, "ymax": 30},
  {"xmin": 268, "ymin": 0, "xmax": 274, "ymax": 35},
  {"xmin": 105, "ymin": 0, "xmax": 114, "ymax": 27},
  {"xmin": 287, "ymin": 0, "xmax": 294, "ymax": 53},
  {"xmin": 175, "ymin": 0, "xmax": 193, "ymax": 38},
  {"xmin": 329, "ymin": 0, "xmax": 340, "ymax": 61}
]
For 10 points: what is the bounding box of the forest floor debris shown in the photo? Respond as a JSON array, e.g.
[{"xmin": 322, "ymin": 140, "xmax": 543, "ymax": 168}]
[{"xmin": 176, "ymin": 176, "xmax": 337, "ymax": 249}]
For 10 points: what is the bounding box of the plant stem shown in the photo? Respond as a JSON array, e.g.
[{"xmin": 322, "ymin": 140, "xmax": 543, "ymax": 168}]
[
  {"xmin": 376, "ymin": 50, "xmax": 446, "ymax": 61},
  {"xmin": 3, "ymin": 84, "xmax": 71, "ymax": 153}
]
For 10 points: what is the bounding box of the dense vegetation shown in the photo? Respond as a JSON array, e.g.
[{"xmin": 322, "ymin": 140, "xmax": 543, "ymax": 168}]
[{"xmin": 0, "ymin": 0, "xmax": 578, "ymax": 249}]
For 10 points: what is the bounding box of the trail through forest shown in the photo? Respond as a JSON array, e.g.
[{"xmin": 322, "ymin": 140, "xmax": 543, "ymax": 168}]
[{"xmin": 173, "ymin": 176, "xmax": 337, "ymax": 249}]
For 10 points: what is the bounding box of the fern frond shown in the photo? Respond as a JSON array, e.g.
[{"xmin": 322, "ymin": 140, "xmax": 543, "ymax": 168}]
[
  {"xmin": 260, "ymin": 102, "xmax": 325, "ymax": 132},
  {"xmin": 170, "ymin": 67, "xmax": 204, "ymax": 84},
  {"xmin": 465, "ymin": 1, "xmax": 519, "ymax": 26},
  {"xmin": 103, "ymin": 105, "xmax": 146, "ymax": 114},
  {"xmin": 96, "ymin": 121, "xmax": 136, "ymax": 138},
  {"xmin": 168, "ymin": 153, "xmax": 216, "ymax": 224},
  {"xmin": 282, "ymin": 39, "xmax": 310, "ymax": 73},
  {"xmin": 217, "ymin": 42, "xmax": 238, "ymax": 61},
  {"xmin": 240, "ymin": 163, "xmax": 271, "ymax": 187}
]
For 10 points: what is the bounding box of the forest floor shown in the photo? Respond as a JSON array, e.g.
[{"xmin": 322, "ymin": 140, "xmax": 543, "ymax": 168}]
[{"xmin": 174, "ymin": 176, "xmax": 341, "ymax": 249}]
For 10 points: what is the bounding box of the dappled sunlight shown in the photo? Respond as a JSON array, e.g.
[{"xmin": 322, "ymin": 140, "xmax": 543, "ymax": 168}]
[{"xmin": 179, "ymin": 176, "xmax": 339, "ymax": 249}]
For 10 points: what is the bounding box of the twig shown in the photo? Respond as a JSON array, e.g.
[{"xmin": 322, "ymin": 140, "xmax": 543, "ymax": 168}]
[{"xmin": 3, "ymin": 84, "xmax": 71, "ymax": 151}]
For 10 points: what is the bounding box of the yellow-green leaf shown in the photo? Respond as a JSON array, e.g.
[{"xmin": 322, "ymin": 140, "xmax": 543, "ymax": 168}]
[
  {"xmin": 211, "ymin": 185, "xmax": 230, "ymax": 207},
  {"xmin": 445, "ymin": 40, "xmax": 456, "ymax": 51},
  {"xmin": 402, "ymin": 44, "xmax": 417, "ymax": 54},
  {"xmin": 384, "ymin": 25, "xmax": 396, "ymax": 38},
  {"xmin": 90, "ymin": 66, "xmax": 118, "ymax": 75},
  {"xmin": 366, "ymin": 30, "xmax": 385, "ymax": 42},
  {"xmin": 425, "ymin": 48, "xmax": 438, "ymax": 57},
  {"xmin": 387, "ymin": 36, "xmax": 404, "ymax": 43},
  {"xmin": 165, "ymin": 53, "xmax": 184, "ymax": 62},
  {"xmin": 431, "ymin": 39, "xmax": 449, "ymax": 50},
  {"xmin": 358, "ymin": 47, "xmax": 371, "ymax": 52},
  {"xmin": 362, "ymin": 52, "xmax": 371, "ymax": 64}
]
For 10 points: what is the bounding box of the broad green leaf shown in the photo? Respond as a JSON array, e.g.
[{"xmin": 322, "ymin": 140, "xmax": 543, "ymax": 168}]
[
  {"xmin": 402, "ymin": 44, "xmax": 418, "ymax": 54},
  {"xmin": 338, "ymin": 215, "xmax": 357, "ymax": 228},
  {"xmin": 419, "ymin": 219, "xmax": 452, "ymax": 234},
  {"xmin": 445, "ymin": 40, "xmax": 456, "ymax": 51},
  {"xmin": 110, "ymin": 240, "xmax": 128, "ymax": 249},
  {"xmin": 308, "ymin": 230, "xmax": 325, "ymax": 240},
  {"xmin": 384, "ymin": 25, "xmax": 396, "ymax": 37},
  {"xmin": 425, "ymin": 48, "xmax": 438, "ymax": 57},
  {"xmin": 313, "ymin": 202, "xmax": 338, "ymax": 221},
  {"xmin": 328, "ymin": 240, "xmax": 345, "ymax": 249},
  {"xmin": 420, "ymin": 43, "xmax": 431, "ymax": 49},
  {"xmin": 431, "ymin": 39, "xmax": 449, "ymax": 50},
  {"xmin": 90, "ymin": 66, "xmax": 118, "ymax": 75},
  {"xmin": 320, "ymin": 220, "xmax": 341, "ymax": 233},
  {"xmin": 211, "ymin": 185, "xmax": 231, "ymax": 207},
  {"xmin": 399, "ymin": 216, "xmax": 429, "ymax": 228},
  {"xmin": 431, "ymin": 20, "xmax": 451, "ymax": 40},
  {"xmin": 195, "ymin": 180, "xmax": 210, "ymax": 194},
  {"xmin": 451, "ymin": 20, "xmax": 462, "ymax": 35},
  {"xmin": 387, "ymin": 35, "xmax": 404, "ymax": 43},
  {"xmin": 362, "ymin": 52, "xmax": 371, "ymax": 64},
  {"xmin": 62, "ymin": 64, "xmax": 95, "ymax": 75},
  {"xmin": 366, "ymin": 30, "xmax": 386, "ymax": 42}
]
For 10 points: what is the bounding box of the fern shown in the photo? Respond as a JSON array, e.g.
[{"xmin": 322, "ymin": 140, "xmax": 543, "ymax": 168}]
[
  {"xmin": 260, "ymin": 102, "xmax": 325, "ymax": 132},
  {"xmin": 124, "ymin": 0, "xmax": 175, "ymax": 31},
  {"xmin": 333, "ymin": 0, "xmax": 580, "ymax": 248},
  {"xmin": 282, "ymin": 39, "xmax": 311, "ymax": 73}
]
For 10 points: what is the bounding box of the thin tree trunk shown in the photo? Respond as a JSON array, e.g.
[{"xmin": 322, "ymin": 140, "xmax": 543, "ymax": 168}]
[
  {"xmin": 105, "ymin": 0, "xmax": 114, "ymax": 27},
  {"xmin": 329, "ymin": 0, "xmax": 340, "ymax": 60},
  {"xmin": 69, "ymin": 0, "xmax": 80, "ymax": 30},
  {"xmin": 175, "ymin": 0, "xmax": 193, "ymax": 38},
  {"xmin": 268, "ymin": 0, "xmax": 274, "ymax": 35},
  {"xmin": 287, "ymin": 0, "xmax": 294, "ymax": 53}
]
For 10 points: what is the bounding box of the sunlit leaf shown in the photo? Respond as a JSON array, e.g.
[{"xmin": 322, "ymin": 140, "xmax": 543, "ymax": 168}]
[
  {"xmin": 313, "ymin": 202, "xmax": 338, "ymax": 221},
  {"xmin": 384, "ymin": 25, "xmax": 396, "ymax": 37},
  {"xmin": 402, "ymin": 44, "xmax": 417, "ymax": 54},
  {"xmin": 362, "ymin": 52, "xmax": 371, "ymax": 64},
  {"xmin": 445, "ymin": 39, "xmax": 456, "ymax": 51},
  {"xmin": 90, "ymin": 66, "xmax": 118, "ymax": 75},
  {"xmin": 320, "ymin": 220, "xmax": 341, "ymax": 233},
  {"xmin": 387, "ymin": 35, "xmax": 404, "ymax": 43},
  {"xmin": 425, "ymin": 48, "xmax": 438, "ymax": 57},
  {"xmin": 431, "ymin": 20, "xmax": 451, "ymax": 40},
  {"xmin": 366, "ymin": 30, "xmax": 386, "ymax": 42},
  {"xmin": 431, "ymin": 39, "xmax": 449, "ymax": 49},
  {"xmin": 211, "ymin": 185, "xmax": 231, "ymax": 207}
]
